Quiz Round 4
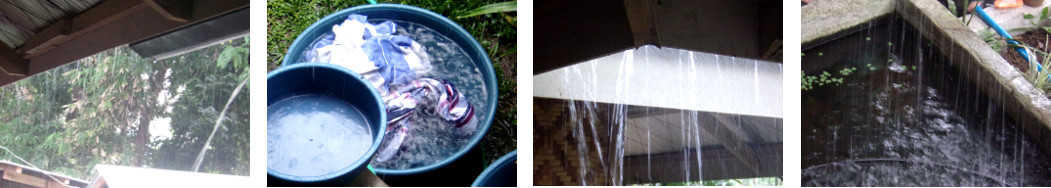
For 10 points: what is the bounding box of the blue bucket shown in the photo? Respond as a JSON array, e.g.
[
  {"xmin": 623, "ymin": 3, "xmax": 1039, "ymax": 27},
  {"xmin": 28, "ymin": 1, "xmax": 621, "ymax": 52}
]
[
  {"xmin": 472, "ymin": 151, "xmax": 517, "ymax": 187},
  {"xmin": 281, "ymin": 4, "xmax": 497, "ymax": 186},
  {"xmin": 266, "ymin": 63, "xmax": 387, "ymax": 186}
]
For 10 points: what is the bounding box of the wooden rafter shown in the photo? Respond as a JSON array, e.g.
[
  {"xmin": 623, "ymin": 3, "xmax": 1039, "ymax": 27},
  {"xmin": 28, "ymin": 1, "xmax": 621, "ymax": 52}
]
[
  {"xmin": 143, "ymin": 0, "xmax": 193, "ymax": 22},
  {"xmin": 17, "ymin": 0, "xmax": 150, "ymax": 59},
  {"xmin": 0, "ymin": 43, "xmax": 27, "ymax": 76},
  {"xmin": 0, "ymin": 0, "xmax": 247, "ymax": 87},
  {"xmin": 17, "ymin": 19, "xmax": 70, "ymax": 56}
]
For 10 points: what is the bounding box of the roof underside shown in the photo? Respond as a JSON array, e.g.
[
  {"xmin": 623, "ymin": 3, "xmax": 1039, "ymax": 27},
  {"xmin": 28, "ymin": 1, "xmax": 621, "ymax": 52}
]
[
  {"xmin": 0, "ymin": 0, "xmax": 102, "ymax": 49},
  {"xmin": 0, "ymin": 0, "xmax": 249, "ymax": 88},
  {"xmin": 534, "ymin": 0, "xmax": 783, "ymax": 74}
]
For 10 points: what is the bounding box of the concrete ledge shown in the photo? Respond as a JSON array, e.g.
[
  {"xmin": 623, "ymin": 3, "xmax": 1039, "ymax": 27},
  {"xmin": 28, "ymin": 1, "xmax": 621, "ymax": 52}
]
[
  {"xmin": 966, "ymin": 0, "xmax": 1051, "ymax": 35},
  {"xmin": 801, "ymin": 0, "xmax": 894, "ymax": 47},
  {"xmin": 897, "ymin": 0, "xmax": 1051, "ymax": 153}
]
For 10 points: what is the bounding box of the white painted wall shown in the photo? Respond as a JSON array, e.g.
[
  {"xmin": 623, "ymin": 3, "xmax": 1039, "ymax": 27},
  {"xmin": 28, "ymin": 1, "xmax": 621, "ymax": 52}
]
[{"xmin": 534, "ymin": 45, "xmax": 783, "ymax": 118}]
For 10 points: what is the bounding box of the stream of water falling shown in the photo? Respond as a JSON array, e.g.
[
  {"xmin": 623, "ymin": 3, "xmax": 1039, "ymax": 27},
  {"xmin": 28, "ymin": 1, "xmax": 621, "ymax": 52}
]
[
  {"xmin": 802, "ymin": 15, "xmax": 1051, "ymax": 186},
  {"xmin": 552, "ymin": 46, "xmax": 782, "ymax": 185}
]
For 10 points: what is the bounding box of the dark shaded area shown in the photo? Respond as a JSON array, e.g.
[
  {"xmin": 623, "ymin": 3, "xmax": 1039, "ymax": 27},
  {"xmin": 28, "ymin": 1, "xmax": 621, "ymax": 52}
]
[
  {"xmin": 533, "ymin": 97, "xmax": 783, "ymax": 185},
  {"xmin": 534, "ymin": 0, "xmax": 782, "ymax": 74}
]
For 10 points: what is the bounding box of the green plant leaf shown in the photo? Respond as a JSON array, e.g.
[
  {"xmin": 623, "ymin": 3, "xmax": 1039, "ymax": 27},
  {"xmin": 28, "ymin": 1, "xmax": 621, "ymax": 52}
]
[
  {"xmin": 1042, "ymin": 7, "xmax": 1049, "ymax": 20},
  {"xmin": 1025, "ymin": 13, "xmax": 1036, "ymax": 20},
  {"xmin": 456, "ymin": 1, "xmax": 517, "ymax": 19},
  {"xmin": 217, "ymin": 46, "xmax": 236, "ymax": 69}
]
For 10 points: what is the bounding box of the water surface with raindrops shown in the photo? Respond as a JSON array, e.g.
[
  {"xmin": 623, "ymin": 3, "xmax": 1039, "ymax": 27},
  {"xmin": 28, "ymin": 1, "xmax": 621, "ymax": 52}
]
[{"xmin": 802, "ymin": 15, "xmax": 1051, "ymax": 186}]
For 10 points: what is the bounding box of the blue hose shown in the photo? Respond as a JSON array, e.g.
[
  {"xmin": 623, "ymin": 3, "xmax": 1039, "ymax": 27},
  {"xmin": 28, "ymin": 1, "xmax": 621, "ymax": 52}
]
[{"xmin": 975, "ymin": 4, "xmax": 1047, "ymax": 74}]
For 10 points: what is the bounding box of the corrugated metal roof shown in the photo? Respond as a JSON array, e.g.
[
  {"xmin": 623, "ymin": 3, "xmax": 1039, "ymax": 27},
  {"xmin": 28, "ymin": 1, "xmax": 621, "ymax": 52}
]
[{"xmin": 0, "ymin": 0, "xmax": 102, "ymax": 48}]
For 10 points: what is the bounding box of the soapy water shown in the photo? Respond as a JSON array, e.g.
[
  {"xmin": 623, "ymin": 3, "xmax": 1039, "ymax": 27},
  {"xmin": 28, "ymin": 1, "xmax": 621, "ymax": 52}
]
[
  {"xmin": 267, "ymin": 94, "xmax": 373, "ymax": 177},
  {"xmin": 301, "ymin": 19, "xmax": 488, "ymax": 169}
]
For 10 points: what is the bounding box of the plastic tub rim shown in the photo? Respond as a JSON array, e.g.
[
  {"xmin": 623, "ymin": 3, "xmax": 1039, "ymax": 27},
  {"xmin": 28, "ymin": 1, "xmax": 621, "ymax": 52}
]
[
  {"xmin": 282, "ymin": 3, "xmax": 497, "ymax": 175},
  {"xmin": 266, "ymin": 63, "xmax": 388, "ymax": 183},
  {"xmin": 471, "ymin": 150, "xmax": 517, "ymax": 187}
]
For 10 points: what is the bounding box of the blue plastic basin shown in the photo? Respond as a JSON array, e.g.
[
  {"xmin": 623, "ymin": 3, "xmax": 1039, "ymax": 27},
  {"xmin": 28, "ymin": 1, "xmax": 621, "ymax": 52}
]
[
  {"xmin": 281, "ymin": 4, "xmax": 498, "ymax": 186},
  {"xmin": 472, "ymin": 151, "xmax": 517, "ymax": 187},
  {"xmin": 266, "ymin": 63, "xmax": 387, "ymax": 186}
]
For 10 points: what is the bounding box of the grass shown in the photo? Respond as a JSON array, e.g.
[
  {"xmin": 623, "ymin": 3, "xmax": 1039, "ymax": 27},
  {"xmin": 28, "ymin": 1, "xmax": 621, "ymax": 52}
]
[
  {"xmin": 1016, "ymin": 42, "xmax": 1051, "ymax": 94},
  {"xmin": 267, "ymin": 0, "xmax": 517, "ymax": 165}
]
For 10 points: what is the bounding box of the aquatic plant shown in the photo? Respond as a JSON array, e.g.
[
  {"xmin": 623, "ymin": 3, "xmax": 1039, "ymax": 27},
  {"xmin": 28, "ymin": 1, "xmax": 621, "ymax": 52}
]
[
  {"xmin": 803, "ymin": 62, "xmax": 914, "ymax": 91},
  {"xmin": 802, "ymin": 69, "xmax": 851, "ymax": 91},
  {"xmin": 840, "ymin": 67, "xmax": 857, "ymax": 76}
]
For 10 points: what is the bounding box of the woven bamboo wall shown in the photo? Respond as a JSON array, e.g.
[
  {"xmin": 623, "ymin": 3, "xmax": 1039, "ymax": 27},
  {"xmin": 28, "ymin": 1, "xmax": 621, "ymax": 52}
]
[{"xmin": 533, "ymin": 97, "xmax": 618, "ymax": 186}]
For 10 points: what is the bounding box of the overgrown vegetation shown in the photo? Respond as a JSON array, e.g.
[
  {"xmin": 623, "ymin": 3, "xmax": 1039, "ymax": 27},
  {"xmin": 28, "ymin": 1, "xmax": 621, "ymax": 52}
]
[
  {"xmin": 944, "ymin": 0, "xmax": 977, "ymax": 25},
  {"xmin": 978, "ymin": 5, "xmax": 1051, "ymax": 97},
  {"xmin": 1012, "ymin": 7, "xmax": 1051, "ymax": 33},
  {"xmin": 0, "ymin": 37, "xmax": 250, "ymax": 179},
  {"xmin": 933, "ymin": 2, "xmax": 1051, "ymax": 97},
  {"xmin": 981, "ymin": 28, "xmax": 1006, "ymax": 52},
  {"xmin": 1013, "ymin": 42, "xmax": 1051, "ymax": 93},
  {"xmin": 267, "ymin": 0, "xmax": 517, "ymax": 164}
]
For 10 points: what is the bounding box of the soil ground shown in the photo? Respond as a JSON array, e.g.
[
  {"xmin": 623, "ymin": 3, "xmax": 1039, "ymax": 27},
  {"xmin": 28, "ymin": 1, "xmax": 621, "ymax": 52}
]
[
  {"xmin": 998, "ymin": 28, "xmax": 1051, "ymax": 99},
  {"xmin": 998, "ymin": 28, "xmax": 1051, "ymax": 73}
]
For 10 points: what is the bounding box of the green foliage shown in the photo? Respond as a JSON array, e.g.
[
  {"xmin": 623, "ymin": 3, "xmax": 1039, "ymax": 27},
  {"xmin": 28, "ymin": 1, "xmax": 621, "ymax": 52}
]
[
  {"xmin": 1011, "ymin": 42, "xmax": 1051, "ymax": 95},
  {"xmin": 803, "ymin": 59, "xmax": 925, "ymax": 91},
  {"xmin": 942, "ymin": 0, "xmax": 975, "ymax": 27},
  {"xmin": 153, "ymin": 37, "xmax": 250, "ymax": 175},
  {"xmin": 0, "ymin": 38, "xmax": 250, "ymax": 179},
  {"xmin": 980, "ymin": 28, "xmax": 1005, "ymax": 52},
  {"xmin": 946, "ymin": 0, "xmax": 958, "ymax": 17},
  {"xmin": 456, "ymin": 1, "xmax": 516, "ymax": 19},
  {"xmin": 802, "ymin": 69, "xmax": 849, "ymax": 90},
  {"xmin": 1015, "ymin": 7, "xmax": 1051, "ymax": 33}
]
